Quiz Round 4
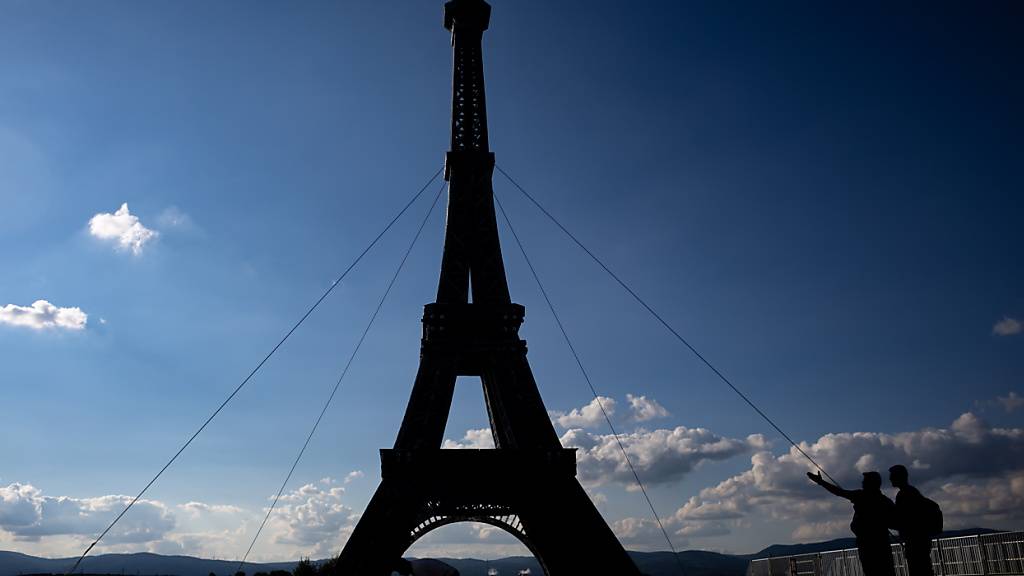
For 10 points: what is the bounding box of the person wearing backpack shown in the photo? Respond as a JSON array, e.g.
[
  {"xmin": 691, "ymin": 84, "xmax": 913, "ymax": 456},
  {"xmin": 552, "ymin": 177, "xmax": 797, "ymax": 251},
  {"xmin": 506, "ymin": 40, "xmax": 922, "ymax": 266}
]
[{"xmin": 889, "ymin": 464, "xmax": 943, "ymax": 576}]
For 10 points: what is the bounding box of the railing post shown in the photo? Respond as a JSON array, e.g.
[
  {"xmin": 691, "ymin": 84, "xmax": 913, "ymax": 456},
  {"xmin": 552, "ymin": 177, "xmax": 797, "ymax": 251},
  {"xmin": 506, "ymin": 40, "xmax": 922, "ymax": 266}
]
[
  {"xmin": 816, "ymin": 552, "xmax": 822, "ymax": 576},
  {"xmin": 977, "ymin": 535, "xmax": 989, "ymax": 576},
  {"xmin": 936, "ymin": 538, "xmax": 946, "ymax": 576}
]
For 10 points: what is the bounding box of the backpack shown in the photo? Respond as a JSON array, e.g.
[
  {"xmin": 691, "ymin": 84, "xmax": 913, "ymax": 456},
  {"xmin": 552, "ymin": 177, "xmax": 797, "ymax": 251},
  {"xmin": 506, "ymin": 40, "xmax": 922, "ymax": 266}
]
[{"xmin": 921, "ymin": 496, "xmax": 943, "ymax": 537}]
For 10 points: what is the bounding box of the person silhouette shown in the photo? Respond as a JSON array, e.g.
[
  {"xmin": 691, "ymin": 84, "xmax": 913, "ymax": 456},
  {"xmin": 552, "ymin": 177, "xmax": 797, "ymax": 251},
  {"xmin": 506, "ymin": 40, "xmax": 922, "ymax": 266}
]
[
  {"xmin": 807, "ymin": 470, "xmax": 895, "ymax": 576},
  {"xmin": 889, "ymin": 465, "xmax": 942, "ymax": 576}
]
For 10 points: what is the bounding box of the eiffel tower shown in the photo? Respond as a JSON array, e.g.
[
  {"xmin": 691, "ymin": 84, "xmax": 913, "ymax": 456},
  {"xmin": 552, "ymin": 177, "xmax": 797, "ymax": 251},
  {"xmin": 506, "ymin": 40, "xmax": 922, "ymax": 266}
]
[{"xmin": 335, "ymin": 2, "xmax": 642, "ymax": 574}]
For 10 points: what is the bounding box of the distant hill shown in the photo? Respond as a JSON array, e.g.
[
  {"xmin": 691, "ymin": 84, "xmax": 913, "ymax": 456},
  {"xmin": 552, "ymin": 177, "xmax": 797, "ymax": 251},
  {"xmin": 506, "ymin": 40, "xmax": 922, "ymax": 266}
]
[
  {"xmin": 410, "ymin": 551, "xmax": 748, "ymax": 576},
  {"xmin": 0, "ymin": 549, "xmax": 745, "ymax": 576},
  {"xmin": 631, "ymin": 550, "xmax": 751, "ymax": 576},
  {"xmin": 0, "ymin": 551, "xmax": 296, "ymax": 576},
  {"xmin": 0, "ymin": 530, "xmax": 1001, "ymax": 576}
]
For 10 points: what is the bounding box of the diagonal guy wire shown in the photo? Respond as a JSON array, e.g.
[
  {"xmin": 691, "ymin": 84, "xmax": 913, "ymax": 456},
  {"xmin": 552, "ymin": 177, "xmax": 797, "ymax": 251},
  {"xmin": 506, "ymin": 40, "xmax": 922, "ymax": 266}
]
[
  {"xmin": 493, "ymin": 192, "xmax": 687, "ymax": 576},
  {"xmin": 494, "ymin": 164, "xmax": 840, "ymax": 487},
  {"xmin": 65, "ymin": 167, "xmax": 442, "ymax": 575},
  {"xmin": 235, "ymin": 181, "xmax": 446, "ymax": 573}
]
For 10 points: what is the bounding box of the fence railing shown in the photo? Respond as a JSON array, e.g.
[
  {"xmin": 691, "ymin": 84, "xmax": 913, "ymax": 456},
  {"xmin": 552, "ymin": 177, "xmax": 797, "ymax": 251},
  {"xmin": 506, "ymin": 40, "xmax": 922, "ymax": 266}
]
[{"xmin": 747, "ymin": 531, "xmax": 1024, "ymax": 576}]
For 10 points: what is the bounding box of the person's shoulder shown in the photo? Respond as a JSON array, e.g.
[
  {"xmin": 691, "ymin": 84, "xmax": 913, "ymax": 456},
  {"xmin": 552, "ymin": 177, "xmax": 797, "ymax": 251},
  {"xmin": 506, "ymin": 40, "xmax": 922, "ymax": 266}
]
[
  {"xmin": 867, "ymin": 491, "xmax": 893, "ymax": 506},
  {"xmin": 896, "ymin": 486, "xmax": 924, "ymax": 507}
]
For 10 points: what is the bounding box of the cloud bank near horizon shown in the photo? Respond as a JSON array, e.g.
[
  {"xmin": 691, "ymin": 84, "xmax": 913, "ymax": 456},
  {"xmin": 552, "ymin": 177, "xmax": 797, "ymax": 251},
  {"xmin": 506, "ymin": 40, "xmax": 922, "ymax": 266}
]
[{"xmin": 5, "ymin": 395, "xmax": 1022, "ymax": 560}]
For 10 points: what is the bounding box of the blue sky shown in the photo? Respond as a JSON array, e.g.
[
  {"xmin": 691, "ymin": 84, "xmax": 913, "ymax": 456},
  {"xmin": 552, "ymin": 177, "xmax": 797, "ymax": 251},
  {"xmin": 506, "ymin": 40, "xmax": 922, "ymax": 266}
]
[{"xmin": 1, "ymin": 0, "xmax": 1022, "ymax": 561}]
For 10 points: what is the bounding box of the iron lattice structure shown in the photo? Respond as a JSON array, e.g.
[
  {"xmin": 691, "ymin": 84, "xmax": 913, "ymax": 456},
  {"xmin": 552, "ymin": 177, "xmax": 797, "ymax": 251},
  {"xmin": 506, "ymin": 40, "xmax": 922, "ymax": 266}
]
[{"xmin": 334, "ymin": 2, "xmax": 642, "ymax": 574}]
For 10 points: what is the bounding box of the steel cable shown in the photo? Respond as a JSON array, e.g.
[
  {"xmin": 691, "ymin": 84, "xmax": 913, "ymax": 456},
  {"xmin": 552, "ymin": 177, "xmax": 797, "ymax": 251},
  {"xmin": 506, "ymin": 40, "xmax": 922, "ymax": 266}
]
[{"xmin": 235, "ymin": 181, "xmax": 447, "ymax": 573}]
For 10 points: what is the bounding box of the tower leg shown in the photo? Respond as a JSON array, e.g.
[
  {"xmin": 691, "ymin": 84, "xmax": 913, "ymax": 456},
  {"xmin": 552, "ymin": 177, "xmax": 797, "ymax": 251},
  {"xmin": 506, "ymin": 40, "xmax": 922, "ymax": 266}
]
[
  {"xmin": 479, "ymin": 349, "xmax": 562, "ymax": 450},
  {"xmin": 334, "ymin": 478, "xmax": 418, "ymax": 576},
  {"xmin": 516, "ymin": 478, "xmax": 641, "ymax": 574},
  {"xmin": 394, "ymin": 354, "xmax": 459, "ymax": 451}
]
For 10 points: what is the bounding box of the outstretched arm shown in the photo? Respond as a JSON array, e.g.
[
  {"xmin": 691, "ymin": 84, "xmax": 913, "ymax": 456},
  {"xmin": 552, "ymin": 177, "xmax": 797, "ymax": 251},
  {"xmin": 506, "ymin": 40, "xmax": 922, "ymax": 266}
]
[{"xmin": 806, "ymin": 471, "xmax": 855, "ymax": 500}]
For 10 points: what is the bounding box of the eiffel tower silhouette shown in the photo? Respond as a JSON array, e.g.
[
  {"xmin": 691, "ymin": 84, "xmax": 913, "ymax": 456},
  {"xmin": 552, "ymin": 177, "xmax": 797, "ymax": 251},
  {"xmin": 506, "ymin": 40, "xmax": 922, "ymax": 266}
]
[{"xmin": 335, "ymin": 2, "xmax": 642, "ymax": 573}]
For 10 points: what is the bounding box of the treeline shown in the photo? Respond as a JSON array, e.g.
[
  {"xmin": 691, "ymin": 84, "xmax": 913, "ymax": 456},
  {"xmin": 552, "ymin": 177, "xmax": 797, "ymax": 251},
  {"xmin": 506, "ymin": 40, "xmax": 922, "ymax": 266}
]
[{"xmin": 228, "ymin": 557, "xmax": 334, "ymax": 576}]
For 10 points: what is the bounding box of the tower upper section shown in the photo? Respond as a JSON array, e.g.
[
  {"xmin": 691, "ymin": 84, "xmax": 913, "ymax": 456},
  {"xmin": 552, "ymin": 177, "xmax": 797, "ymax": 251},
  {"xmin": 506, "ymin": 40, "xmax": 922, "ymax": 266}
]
[{"xmin": 445, "ymin": 0, "xmax": 492, "ymax": 154}]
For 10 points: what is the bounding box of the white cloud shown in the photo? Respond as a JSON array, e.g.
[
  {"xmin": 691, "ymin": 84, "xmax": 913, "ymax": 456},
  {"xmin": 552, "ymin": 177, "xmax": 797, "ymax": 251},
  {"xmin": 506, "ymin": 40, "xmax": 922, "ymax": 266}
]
[
  {"xmin": 442, "ymin": 428, "xmax": 495, "ymax": 449},
  {"xmin": 612, "ymin": 516, "xmax": 668, "ymax": 544},
  {"xmin": 627, "ymin": 394, "xmax": 670, "ymax": 422},
  {"xmin": 0, "ymin": 300, "xmax": 87, "ymax": 331},
  {"xmin": 551, "ymin": 394, "xmax": 671, "ymax": 429},
  {"xmin": 267, "ymin": 478, "xmax": 357, "ymax": 558},
  {"xmin": 406, "ymin": 521, "xmax": 532, "ymax": 560},
  {"xmin": 931, "ymin": 472, "xmax": 1024, "ymax": 522},
  {"xmin": 89, "ymin": 203, "xmax": 157, "ymax": 255},
  {"xmin": 676, "ymin": 521, "xmax": 731, "ymax": 538},
  {"xmin": 791, "ymin": 519, "xmax": 849, "ymax": 541},
  {"xmin": 0, "ymin": 483, "xmax": 173, "ymax": 544},
  {"xmin": 343, "ymin": 470, "xmax": 364, "ymax": 484},
  {"xmin": 178, "ymin": 502, "xmax": 244, "ymax": 518},
  {"xmin": 156, "ymin": 206, "xmax": 192, "ymax": 229},
  {"xmin": 998, "ymin": 391, "xmax": 1024, "ymax": 413},
  {"xmin": 560, "ymin": 426, "xmax": 763, "ymax": 488},
  {"xmin": 993, "ymin": 317, "xmax": 1022, "ymax": 336},
  {"xmin": 550, "ymin": 396, "xmax": 616, "ymax": 429}
]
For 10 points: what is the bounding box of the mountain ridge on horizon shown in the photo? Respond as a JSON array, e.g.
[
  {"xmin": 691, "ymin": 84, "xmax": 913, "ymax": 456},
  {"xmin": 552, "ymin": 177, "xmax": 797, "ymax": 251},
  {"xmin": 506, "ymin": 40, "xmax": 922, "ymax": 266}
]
[{"xmin": 0, "ymin": 529, "xmax": 1002, "ymax": 576}]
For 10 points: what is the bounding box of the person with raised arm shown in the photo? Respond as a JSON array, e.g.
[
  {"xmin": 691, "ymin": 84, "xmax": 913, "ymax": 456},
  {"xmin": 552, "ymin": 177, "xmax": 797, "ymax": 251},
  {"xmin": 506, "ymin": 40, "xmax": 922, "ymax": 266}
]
[{"xmin": 807, "ymin": 470, "xmax": 896, "ymax": 576}]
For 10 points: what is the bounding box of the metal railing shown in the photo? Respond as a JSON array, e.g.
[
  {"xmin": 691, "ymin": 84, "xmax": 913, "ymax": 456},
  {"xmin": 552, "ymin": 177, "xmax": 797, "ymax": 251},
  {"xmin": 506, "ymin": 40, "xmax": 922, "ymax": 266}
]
[{"xmin": 748, "ymin": 531, "xmax": 1024, "ymax": 576}]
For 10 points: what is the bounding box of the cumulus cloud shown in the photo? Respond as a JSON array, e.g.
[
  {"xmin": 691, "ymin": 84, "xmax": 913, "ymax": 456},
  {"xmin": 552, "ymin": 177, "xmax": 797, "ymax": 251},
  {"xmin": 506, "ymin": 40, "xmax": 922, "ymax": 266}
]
[
  {"xmin": 0, "ymin": 300, "xmax": 87, "ymax": 331},
  {"xmin": 407, "ymin": 521, "xmax": 532, "ymax": 559},
  {"xmin": 178, "ymin": 502, "xmax": 244, "ymax": 518},
  {"xmin": 268, "ymin": 478, "xmax": 357, "ymax": 558},
  {"xmin": 0, "ymin": 483, "xmax": 173, "ymax": 543},
  {"xmin": 89, "ymin": 203, "xmax": 157, "ymax": 255},
  {"xmin": 627, "ymin": 394, "xmax": 670, "ymax": 422},
  {"xmin": 560, "ymin": 426, "xmax": 764, "ymax": 488},
  {"xmin": 997, "ymin": 392, "xmax": 1024, "ymax": 413},
  {"xmin": 930, "ymin": 472, "xmax": 1024, "ymax": 524},
  {"xmin": 550, "ymin": 396, "xmax": 616, "ymax": 429},
  {"xmin": 551, "ymin": 393, "xmax": 671, "ymax": 429},
  {"xmin": 343, "ymin": 470, "xmax": 364, "ymax": 484},
  {"xmin": 665, "ymin": 412, "xmax": 1024, "ymax": 543},
  {"xmin": 993, "ymin": 317, "xmax": 1022, "ymax": 336},
  {"xmin": 791, "ymin": 519, "xmax": 849, "ymax": 541},
  {"xmin": 442, "ymin": 428, "xmax": 496, "ymax": 449},
  {"xmin": 612, "ymin": 516, "xmax": 672, "ymax": 547}
]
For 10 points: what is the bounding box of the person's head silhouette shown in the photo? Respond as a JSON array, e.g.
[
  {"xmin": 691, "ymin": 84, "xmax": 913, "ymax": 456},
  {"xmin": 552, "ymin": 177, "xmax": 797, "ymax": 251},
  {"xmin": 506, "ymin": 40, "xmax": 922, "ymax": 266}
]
[
  {"xmin": 862, "ymin": 471, "xmax": 883, "ymax": 491},
  {"xmin": 889, "ymin": 464, "xmax": 910, "ymax": 489}
]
